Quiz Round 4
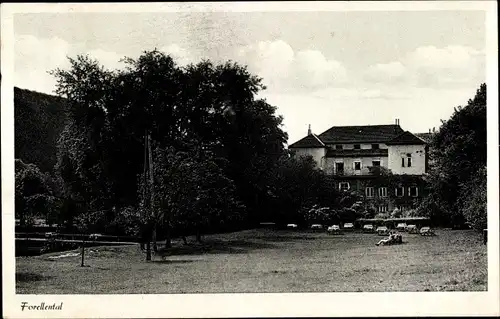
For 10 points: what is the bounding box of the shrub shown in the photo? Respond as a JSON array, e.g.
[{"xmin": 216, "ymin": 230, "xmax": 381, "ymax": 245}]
[{"xmin": 460, "ymin": 167, "xmax": 486, "ymax": 231}]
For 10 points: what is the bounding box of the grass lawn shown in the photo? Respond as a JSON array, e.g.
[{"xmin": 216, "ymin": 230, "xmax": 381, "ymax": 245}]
[{"xmin": 15, "ymin": 228, "xmax": 487, "ymax": 293}]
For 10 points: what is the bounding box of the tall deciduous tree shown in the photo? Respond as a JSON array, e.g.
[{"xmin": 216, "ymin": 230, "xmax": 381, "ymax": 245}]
[
  {"xmin": 422, "ymin": 83, "xmax": 486, "ymax": 229},
  {"xmin": 51, "ymin": 50, "xmax": 287, "ymax": 241},
  {"xmin": 15, "ymin": 159, "xmax": 58, "ymax": 226}
]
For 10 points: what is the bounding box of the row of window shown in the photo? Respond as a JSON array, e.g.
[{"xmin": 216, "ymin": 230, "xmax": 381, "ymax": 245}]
[
  {"xmin": 335, "ymin": 144, "xmax": 380, "ymax": 150},
  {"xmin": 377, "ymin": 205, "xmax": 413, "ymax": 212},
  {"xmin": 338, "ymin": 183, "xmax": 419, "ymax": 197},
  {"xmin": 333, "ymin": 155, "xmax": 414, "ymax": 172},
  {"xmin": 335, "ymin": 160, "xmax": 381, "ymax": 172}
]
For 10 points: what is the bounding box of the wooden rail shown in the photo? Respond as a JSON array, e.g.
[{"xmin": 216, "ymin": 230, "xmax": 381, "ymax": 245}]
[
  {"xmin": 15, "ymin": 238, "xmax": 139, "ymax": 245},
  {"xmin": 16, "ymin": 232, "xmax": 140, "ymax": 242}
]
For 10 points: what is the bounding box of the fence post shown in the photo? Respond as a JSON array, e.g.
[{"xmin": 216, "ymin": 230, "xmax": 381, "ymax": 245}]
[{"xmin": 81, "ymin": 239, "xmax": 85, "ymax": 267}]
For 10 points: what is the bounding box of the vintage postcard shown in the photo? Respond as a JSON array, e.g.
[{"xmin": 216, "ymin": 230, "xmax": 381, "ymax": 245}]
[{"xmin": 1, "ymin": 1, "xmax": 499, "ymax": 318}]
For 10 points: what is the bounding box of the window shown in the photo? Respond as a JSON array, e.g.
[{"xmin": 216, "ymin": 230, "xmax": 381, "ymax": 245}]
[
  {"xmin": 409, "ymin": 186, "xmax": 418, "ymax": 197},
  {"xmin": 378, "ymin": 187, "xmax": 388, "ymax": 198},
  {"xmin": 407, "ymin": 153, "xmax": 412, "ymax": 167},
  {"xmin": 354, "ymin": 161, "xmax": 361, "ymax": 170},
  {"xmin": 335, "ymin": 162, "xmax": 344, "ymax": 175},
  {"xmin": 372, "ymin": 144, "xmax": 379, "ymax": 149},
  {"xmin": 378, "ymin": 205, "xmax": 388, "ymax": 212},
  {"xmin": 365, "ymin": 187, "xmax": 374, "ymax": 198},
  {"xmin": 395, "ymin": 187, "xmax": 404, "ymax": 197},
  {"xmin": 401, "ymin": 157, "xmax": 405, "ymax": 167},
  {"xmin": 335, "ymin": 145, "xmax": 343, "ymax": 150},
  {"xmin": 395, "ymin": 205, "xmax": 407, "ymax": 212},
  {"xmin": 372, "ymin": 160, "xmax": 381, "ymax": 167},
  {"xmin": 354, "ymin": 144, "xmax": 361, "ymax": 150},
  {"xmin": 339, "ymin": 182, "xmax": 350, "ymax": 192}
]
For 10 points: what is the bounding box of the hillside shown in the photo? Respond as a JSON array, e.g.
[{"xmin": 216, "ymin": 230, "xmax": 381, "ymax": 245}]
[{"xmin": 14, "ymin": 87, "xmax": 69, "ymax": 173}]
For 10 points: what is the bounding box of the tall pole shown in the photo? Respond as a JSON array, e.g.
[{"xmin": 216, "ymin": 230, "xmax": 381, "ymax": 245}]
[
  {"xmin": 81, "ymin": 238, "xmax": 85, "ymax": 267},
  {"xmin": 144, "ymin": 131, "xmax": 151, "ymax": 261},
  {"xmin": 148, "ymin": 133, "xmax": 157, "ymax": 253}
]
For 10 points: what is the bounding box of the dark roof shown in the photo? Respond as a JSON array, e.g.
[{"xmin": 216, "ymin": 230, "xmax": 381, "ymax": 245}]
[
  {"xmin": 317, "ymin": 125, "xmax": 404, "ymax": 144},
  {"xmin": 415, "ymin": 132, "xmax": 434, "ymax": 144},
  {"xmin": 326, "ymin": 149, "xmax": 388, "ymax": 158},
  {"xmin": 289, "ymin": 134, "xmax": 325, "ymax": 148},
  {"xmin": 386, "ymin": 131, "xmax": 426, "ymax": 145}
]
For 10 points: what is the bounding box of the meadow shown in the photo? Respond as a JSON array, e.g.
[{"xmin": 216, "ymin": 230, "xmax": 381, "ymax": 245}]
[{"xmin": 15, "ymin": 228, "xmax": 487, "ymax": 293}]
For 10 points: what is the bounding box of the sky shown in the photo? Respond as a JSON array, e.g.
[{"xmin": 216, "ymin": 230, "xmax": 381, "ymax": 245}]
[{"xmin": 14, "ymin": 10, "xmax": 486, "ymax": 145}]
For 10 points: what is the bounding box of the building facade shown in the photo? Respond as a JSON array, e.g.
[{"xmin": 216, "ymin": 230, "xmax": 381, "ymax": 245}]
[{"xmin": 289, "ymin": 121, "xmax": 429, "ymax": 213}]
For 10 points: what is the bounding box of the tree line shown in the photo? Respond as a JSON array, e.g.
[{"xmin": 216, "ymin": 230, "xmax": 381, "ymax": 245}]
[
  {"xmin": 15, "ymin": 51, "xmax": 345, "ymax": 245},
  {"xmin": 418, "ymin": 83, "xmax": 487, "ymax": 231},
  {"xmin": 14, "ymin": 50, "xmax": 487, "ymax": 244}
]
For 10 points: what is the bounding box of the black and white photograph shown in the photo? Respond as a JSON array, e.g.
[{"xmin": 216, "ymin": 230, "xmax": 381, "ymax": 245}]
[{"xmin": 2, "ymin": 1, "xmax": 499, "ymax": 318}]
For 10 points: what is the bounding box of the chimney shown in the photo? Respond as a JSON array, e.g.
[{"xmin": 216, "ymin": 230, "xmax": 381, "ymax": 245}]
[
  {"xmin": 395, "ymin": 118, "xmax": 400, "ymax": 126},
  {"xmin": 429, "ymin": 128, "xmax": 431, "ymax": 133},
  {"xmin": 308, "ymin": 124, "xmax": 312, "ymax": 135}
]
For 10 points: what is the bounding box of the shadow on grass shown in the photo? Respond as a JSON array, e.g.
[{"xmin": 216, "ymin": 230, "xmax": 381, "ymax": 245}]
[
  {"xmin": 16, "ymin": 272, "xmax": 52, "ymax": 283},
  {"xmin": 251, "ymin": 235, "xmax": 319, "ymax": 242},
  {"xmin": 151, "ymin": 259, "xmax": 196, "ymax": 264},
  {"xmin": 158, "ymin": 239, "xmax": 276, "ymax": 257}
]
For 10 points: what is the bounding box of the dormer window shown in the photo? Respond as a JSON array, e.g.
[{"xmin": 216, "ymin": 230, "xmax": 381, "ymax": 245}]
[
  {"xmin": 335, "ymin": 145, "xmax": 343, "ymax": 150},
  {"xmin": 372, "ymin": 144, "xmax": 379, "ymax": 149},
  {"xmin": 353, "ymin": 144, "xmax": 361, "ymax": 150}
]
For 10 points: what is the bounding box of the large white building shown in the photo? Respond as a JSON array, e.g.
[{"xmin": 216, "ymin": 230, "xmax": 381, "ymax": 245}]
[{"xmin": 288, "ymin": 120, "xmax": 429, "ymax": 212}]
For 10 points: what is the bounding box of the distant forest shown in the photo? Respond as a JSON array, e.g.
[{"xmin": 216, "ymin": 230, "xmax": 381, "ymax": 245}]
[{"xmin": 15, "ymin": 87, "xmax": 69, "ymax": 173}]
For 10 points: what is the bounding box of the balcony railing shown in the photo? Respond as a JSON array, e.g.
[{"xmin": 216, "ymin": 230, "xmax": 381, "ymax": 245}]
[{"xmin": 328, "ymin": 166, "xmax": 388, "ymax": 176}]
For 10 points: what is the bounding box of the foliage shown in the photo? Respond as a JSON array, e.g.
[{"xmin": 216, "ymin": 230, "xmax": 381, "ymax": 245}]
[
  {"xmin": 15, "ymin": 159, "xmax": 59, "ymax": 226},
  {"xmin": 374, "ymin": 212, "xmax": 390, "ymax": 219},
  {"xmin": 391, "ymin": 208, "xmax": 402, "ymax": 218},
  {"xmin": 304, "ymin": 206, "xmax": 338, "ymax": 226},
  {"xmin": 151, "ymin": 146, "xmax": 246, "ymax": 240},
  {"xmin": 14, "ymin": 88, "xmax": 68, "ymax": 173},
  {"xmin": 50, "ymin": 50, "xmax": 286, "ymax": 238},
  {"xmin": 108, "ymin": 207, "xmax": 143, "ymax": 237},
  {"xmin": 73, "ymin": 209, "xmax": 109, "ymax": 234},
  {"xmin": 423, "ymin": 83, "xmax": 486, "ymax": 228},
  {"xmin": 459, "ymin": 166, "xmax": 487, "ymax": 231},
  {"xmin": 265, "ymin": 154, "xmax": 340, "ymax": 225}
]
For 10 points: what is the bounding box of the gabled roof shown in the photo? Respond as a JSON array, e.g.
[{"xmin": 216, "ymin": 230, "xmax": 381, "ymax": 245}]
[
  {"xmin": 289, "ymin": 134, "xmax": 325, "ymax": 148},
  {"xmin": 317, "ymin": 125, "xmax": 404, "ymax": 144},
  {"xmin": 386, "ymin": 131, "xmax": 427, "ymax": 145}
]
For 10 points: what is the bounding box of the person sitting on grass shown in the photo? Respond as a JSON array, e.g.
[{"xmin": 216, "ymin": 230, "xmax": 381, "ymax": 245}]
[{"xmin": 376, "ymin": 231, "xmax": 397, "ymax": 246}]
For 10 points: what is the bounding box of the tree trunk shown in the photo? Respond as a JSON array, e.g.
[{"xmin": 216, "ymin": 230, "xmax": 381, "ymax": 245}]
[
  {"xmin": 146, "ymin": 241, "xmax": 151, "ymax": 261},
  {"xmin": 152, "ymin": 224, "xmax": 158, "ymax": 252},
  {"xmin": 164, "ymin": 223, "xmax": 172, "ymax": 248},
  {"xmin": 182, "ymin": 235, "xmax": 188, "ymax": 245}
]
